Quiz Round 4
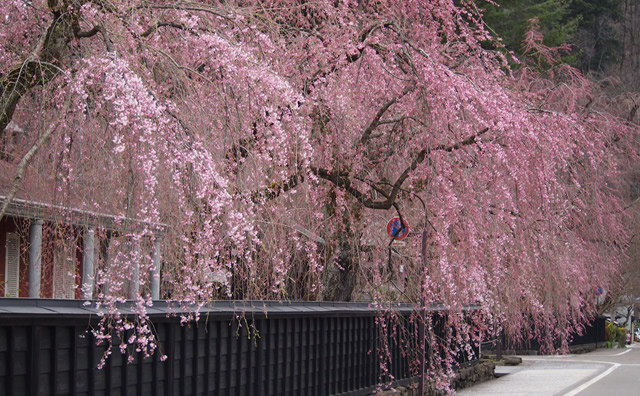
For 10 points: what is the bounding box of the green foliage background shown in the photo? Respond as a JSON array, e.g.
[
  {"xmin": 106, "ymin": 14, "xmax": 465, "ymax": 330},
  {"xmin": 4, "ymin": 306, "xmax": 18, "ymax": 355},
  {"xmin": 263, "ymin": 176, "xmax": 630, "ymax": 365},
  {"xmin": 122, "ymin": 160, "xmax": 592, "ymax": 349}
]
[{"xmin": 479, "ymin": 0, "xmax": 623, "ymax": 72}]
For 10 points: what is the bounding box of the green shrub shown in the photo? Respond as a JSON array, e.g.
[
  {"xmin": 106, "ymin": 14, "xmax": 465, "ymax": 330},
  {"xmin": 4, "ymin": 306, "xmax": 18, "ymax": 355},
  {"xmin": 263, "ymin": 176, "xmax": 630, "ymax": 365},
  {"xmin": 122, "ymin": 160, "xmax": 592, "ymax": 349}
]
[
  {"xmin": 617, "ymin": 327, "xmax": 627, "ymax": 348},
  {"xmin": 605, "ymin": 321, "xmax": 628, "ymax": 348}
]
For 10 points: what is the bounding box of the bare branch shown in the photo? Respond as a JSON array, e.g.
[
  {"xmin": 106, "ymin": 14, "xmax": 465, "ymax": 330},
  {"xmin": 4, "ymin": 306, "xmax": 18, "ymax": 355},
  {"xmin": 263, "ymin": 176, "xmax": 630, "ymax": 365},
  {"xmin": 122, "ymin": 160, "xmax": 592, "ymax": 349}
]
[
  {"xmin": 74, "ymin": 24, "xmax": 114, "ymax": 52},
  {"xmin": 251, "ymin": 172, "xmax": 305, "ymax": 203},
  {"xmin": 152, "ymin": 47, "xmax": 212, "ymax": 82},
  {"xmin": 627, "ymin": 102, "xmax": 639, "ymax": 122},
  {"xmin": 74, "ymin": 25, "xmax": 101, "ymax": 38},
  {"xmin": 624, "ymin": 196, "xmax": 640, "ymax": 210},
  {"xmin": 1, "ymin": 60, "xmax": 63, "ymax": 139},
  {"xmin": 136, "ymin": 2, "xmax": 235, "ymax": 22},
  {"xmin": 304, "ymin": 21, "xmax": 401, "ymax": 96},
  {"xmin": 384, "ymin": 127, "xmax": 490, "ymax": 205},
  {"xmin": 141, "ymin": 21, "xmax": 189, "ymax": 37},
  {"xmin": 377, "ymin": 116, "xmax": 412, "ymax": 125},
  {"xmin": 431, "ymin": 127, "xmax": 489, "ymax": 152},
  {"xmin": 358, "ymin": 20, "xmax": 397, "ymax": 42},
  {"xmin": 358, "ymin": 84, "xmax": 415, "ymax": 147},
  {"xmin": 310, "ymin": 166, "xmax": 386, "ymax": 208},
  {"xmin": 1, "ymin": 6, "xmax": 73, "ymax": 138},
  {"xmin": 313, "ymin": 127, "xmax": 490, "ymax": 210}
]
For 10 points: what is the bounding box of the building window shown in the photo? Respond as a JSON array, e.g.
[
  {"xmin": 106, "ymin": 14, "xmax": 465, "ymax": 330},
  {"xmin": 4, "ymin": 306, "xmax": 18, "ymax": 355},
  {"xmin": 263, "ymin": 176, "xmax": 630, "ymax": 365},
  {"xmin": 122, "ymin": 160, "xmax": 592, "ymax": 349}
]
[{"xmin": 4, "ymin": 232, "xmax": 20, "ymax": 297}]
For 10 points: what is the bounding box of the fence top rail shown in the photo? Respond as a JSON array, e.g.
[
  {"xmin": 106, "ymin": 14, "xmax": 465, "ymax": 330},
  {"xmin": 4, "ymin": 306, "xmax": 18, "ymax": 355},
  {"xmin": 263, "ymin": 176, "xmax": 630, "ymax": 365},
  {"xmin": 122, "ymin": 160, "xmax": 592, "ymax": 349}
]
[{"xmin": 0, "ymin": 298, "xmax": 481, "ymax": 319}]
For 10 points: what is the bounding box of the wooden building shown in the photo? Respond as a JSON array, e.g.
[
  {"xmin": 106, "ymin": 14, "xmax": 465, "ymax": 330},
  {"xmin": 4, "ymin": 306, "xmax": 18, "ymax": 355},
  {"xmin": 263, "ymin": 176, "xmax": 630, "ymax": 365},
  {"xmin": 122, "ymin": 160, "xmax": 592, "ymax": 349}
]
[{"xmin": 0, "ymin": 196, "xmax": 164, "ymax": 300}]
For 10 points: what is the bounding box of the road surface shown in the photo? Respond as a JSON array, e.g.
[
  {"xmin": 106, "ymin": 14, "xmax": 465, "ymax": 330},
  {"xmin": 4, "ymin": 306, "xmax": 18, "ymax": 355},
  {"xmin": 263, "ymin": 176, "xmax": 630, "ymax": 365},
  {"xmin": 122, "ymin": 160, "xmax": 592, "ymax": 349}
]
[{"xmin": 456, "ymin": 343, "xmax": 640, "ymax": 395}]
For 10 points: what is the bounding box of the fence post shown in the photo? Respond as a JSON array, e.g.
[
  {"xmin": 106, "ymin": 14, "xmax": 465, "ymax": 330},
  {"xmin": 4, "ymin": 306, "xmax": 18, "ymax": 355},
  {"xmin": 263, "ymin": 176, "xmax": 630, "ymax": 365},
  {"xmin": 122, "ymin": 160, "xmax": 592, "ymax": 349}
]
[
  {"xmin": 418, "ymin": 308, "xmax": 426, "ymax": 396},
  {"xmin": 419, "ymin": 219, "xmax": 429, "ymax": 396}
]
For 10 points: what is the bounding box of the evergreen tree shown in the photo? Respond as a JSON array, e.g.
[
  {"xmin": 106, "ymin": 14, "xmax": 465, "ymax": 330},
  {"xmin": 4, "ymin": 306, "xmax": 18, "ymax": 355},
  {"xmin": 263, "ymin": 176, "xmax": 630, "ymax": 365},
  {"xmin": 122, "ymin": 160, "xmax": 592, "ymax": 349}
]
[
  {"xmin": 571, "ymin": 0, "xmax": 622, "ymax": 73},
  {"xmin": 480, "ymin": 0, "xmax": 623, "ymax": 72}
]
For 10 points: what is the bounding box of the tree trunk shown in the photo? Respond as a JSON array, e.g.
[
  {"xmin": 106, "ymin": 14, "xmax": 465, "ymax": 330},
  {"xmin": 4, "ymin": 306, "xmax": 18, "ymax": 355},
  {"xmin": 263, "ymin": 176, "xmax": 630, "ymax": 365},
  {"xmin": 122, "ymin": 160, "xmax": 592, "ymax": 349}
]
[
  {"xmin": 0, "ymin": 8, "xmax": 72, "ymax": 138},
  {"xmin": 320, "ymin": 238, "xmax": 358, "ymax": 301}
]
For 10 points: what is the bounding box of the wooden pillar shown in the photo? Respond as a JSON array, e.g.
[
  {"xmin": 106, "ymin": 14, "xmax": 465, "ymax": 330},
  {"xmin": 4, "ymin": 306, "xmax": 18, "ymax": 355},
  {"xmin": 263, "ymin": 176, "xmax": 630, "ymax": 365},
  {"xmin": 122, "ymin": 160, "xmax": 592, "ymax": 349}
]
[
  {"xmin": 129, "ymin": 240, "xmax": 139, "ymax": 300},
  {"xmin": 81, "ymin": 227, "xmax": 95, "ymax": 300},
  {"xmin": 151, "ymin": 235, "xmax": 162, "ymax": 300},
  {"xmin": 28, "ymin": 219, "xmax": 43, "ymax": 298},
  {"xmin": 100, "ymin": 234, "xmax": 111, "ymax": 296}
]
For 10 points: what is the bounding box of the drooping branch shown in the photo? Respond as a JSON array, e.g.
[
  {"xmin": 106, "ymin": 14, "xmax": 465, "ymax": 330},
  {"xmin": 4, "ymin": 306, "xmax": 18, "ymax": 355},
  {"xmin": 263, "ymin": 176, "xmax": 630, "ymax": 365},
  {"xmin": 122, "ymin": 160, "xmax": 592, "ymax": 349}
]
[{"xmin": 0, "ymin": 123, "xmax": 59, "ymax": 219}]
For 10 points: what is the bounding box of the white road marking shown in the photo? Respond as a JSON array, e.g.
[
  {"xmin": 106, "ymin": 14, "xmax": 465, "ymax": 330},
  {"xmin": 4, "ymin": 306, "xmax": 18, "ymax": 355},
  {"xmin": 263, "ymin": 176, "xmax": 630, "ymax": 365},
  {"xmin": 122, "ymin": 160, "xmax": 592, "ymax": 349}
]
[
  {"xmin": 563, "ymin": 363, "xmax": 620, "ymax": 396},
  {"xmin": 614, "ymin": 348, "xmax": 632, "ymax": 356}
]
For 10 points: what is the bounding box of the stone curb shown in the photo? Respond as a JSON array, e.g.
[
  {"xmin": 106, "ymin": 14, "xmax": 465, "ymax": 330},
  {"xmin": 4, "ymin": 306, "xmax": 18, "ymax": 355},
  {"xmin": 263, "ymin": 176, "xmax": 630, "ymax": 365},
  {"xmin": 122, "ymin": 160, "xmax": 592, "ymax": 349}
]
[{"xmin": 375, "ymin": 360, "xmax": 497, "ymax": 395}]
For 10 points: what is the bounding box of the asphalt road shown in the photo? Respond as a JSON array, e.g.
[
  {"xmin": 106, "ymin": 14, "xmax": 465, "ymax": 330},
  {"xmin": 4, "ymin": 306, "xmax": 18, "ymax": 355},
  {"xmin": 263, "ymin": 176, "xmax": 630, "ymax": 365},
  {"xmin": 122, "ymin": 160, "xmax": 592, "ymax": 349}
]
[{"xmin": 456, "ymin": 343, "xmax": 640, "ymax": 395}]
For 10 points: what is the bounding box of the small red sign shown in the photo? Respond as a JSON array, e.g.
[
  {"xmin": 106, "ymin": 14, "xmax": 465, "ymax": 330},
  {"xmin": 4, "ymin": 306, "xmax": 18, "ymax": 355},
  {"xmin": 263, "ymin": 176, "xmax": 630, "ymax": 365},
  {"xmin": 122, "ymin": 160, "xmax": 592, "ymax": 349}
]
[{"xmin": 387, "ymin": 218, "xmax": 409, "ymax": 240}]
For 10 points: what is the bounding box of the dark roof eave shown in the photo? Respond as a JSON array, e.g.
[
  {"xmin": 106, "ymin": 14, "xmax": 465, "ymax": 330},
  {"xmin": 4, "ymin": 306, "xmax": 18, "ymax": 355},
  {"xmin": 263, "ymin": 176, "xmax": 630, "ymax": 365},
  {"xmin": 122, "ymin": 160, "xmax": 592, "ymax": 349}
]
[{"xmin": 0, "ymin": 195, "xmax": 167, "ymax": 234}]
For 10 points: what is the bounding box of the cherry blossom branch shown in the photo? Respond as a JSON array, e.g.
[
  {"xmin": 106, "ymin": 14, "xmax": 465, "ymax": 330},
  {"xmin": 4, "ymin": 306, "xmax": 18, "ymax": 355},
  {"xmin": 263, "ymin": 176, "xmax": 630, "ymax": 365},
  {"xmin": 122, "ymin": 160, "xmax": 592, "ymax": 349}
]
[
  {"xmin": 386, "ymin": 127, "xmax": 490, "ymax": 204},
  {"xmin": 431, "ymin": 127, "xmax": 489, "ymax": 152},
  {"xmin": 358, "ymin": 84, "xmax": 415, "ymax": 147},
  {"xmin": 251, "ymin": 172, "xmax": 305, "ymax": 203},
  {"xmin": 147, "ymin": 46, "xmax": 212, "ymax": 82},
  {"xmin": 0, "ymin": 123, "xmax": 59, "ymax": 219},
  {"xmin": 304, "ymin": 21, "xmax": 400, "ymax": 96},
  {"xmin": 313, "ymin": 127, "xmax": 490, "ymax": 210},
  {"xmin": 310, "ymin": 166, "xmax": 384, "ymax": 208}
]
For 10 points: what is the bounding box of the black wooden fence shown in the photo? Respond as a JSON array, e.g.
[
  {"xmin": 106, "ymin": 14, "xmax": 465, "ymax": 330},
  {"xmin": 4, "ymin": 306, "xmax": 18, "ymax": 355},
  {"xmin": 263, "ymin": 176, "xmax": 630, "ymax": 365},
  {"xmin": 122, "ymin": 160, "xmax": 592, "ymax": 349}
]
[
  {"xmin": 0, "ymin": 299, "xmax": 478, "ymax": 396},
  {"xmin": 568, "ymin": 316, "xmax": 607, "ymax": 347},
  {"xmin": 483, "ymin": 316, "xmax": 607, "ymax": 355}
]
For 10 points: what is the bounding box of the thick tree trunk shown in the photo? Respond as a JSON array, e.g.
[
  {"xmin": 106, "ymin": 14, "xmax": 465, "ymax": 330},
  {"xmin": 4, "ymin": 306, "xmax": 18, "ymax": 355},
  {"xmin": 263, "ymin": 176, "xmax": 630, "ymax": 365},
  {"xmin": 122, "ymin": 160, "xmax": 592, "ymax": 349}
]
[
  {"xmin": 0, "ymin": 3, "xmax": 74, "ymax": 139},
  {"xmin": 320, "ymin": 239, "xmax": 358, "ymax": 301}
]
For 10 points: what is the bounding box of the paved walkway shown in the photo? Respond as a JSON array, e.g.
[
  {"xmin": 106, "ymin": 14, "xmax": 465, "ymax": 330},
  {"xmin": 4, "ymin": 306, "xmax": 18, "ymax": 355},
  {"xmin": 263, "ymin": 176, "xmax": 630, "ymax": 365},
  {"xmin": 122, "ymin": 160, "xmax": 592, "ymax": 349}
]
[{"xmin": 456, "ymin": 343, "xmax": 640, "ymax": 395}]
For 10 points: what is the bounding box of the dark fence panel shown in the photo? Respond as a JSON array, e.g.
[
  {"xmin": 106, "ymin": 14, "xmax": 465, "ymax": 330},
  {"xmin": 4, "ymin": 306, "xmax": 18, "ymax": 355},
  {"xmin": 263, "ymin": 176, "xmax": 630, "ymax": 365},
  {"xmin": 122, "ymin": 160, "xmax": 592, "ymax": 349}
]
[
  {"xmin": 0, "ymin": 299, "xmax": 478, "ymax": 396},
  {"xmin": 485, "ymin": 316, "xmax": 608, "ymax": 354},
  {"xmin": 568, "ymin": 316, "xmax": 606, "ymax": 346}
]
